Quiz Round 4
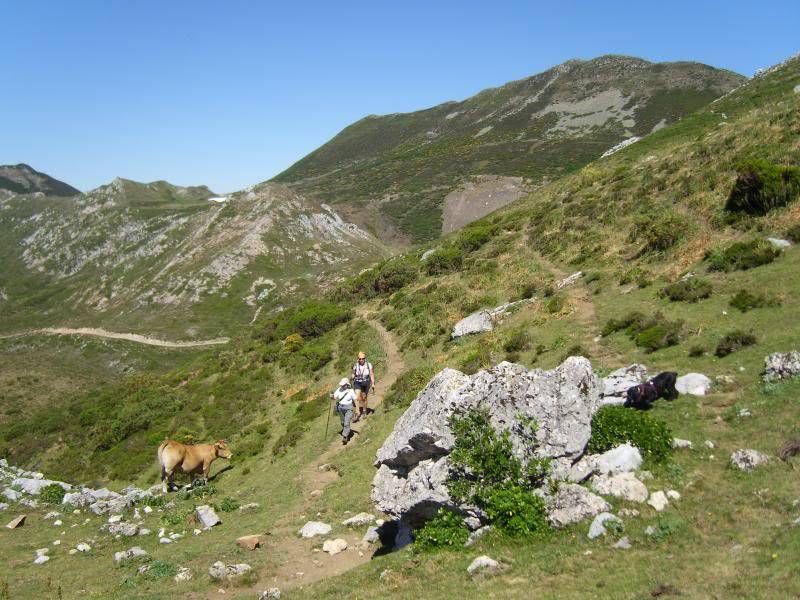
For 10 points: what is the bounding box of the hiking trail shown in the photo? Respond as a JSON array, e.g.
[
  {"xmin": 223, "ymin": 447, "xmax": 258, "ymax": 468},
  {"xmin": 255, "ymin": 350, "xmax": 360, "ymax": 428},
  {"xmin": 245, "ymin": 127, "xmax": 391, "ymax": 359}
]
[{"xmin": 0, "ymin": 327, "xmax": 229, "ymax": 348}]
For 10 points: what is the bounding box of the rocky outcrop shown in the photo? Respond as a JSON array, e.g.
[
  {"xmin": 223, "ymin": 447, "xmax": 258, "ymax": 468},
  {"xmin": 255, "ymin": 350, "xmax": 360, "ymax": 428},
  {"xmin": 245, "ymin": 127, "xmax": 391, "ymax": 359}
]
[
  {"xmin": 372, "ymin": 358, "xmax": 600, "ymax": 529},
  {"xmin": 600, "ymin": 364, "xmax": 647, "ymax": 406},
  {"xmin": 763, "ymin": 351, "xmax": 800, "ymax": 382}
]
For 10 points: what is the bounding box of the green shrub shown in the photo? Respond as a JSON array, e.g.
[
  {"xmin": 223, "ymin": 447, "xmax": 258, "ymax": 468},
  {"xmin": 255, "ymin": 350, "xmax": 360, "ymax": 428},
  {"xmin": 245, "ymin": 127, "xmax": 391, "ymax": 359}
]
[
  {"xmin": 334, "ymin": 257, "xmax": 419, "ymax": 301},
  {"xmin": 459, "ymin": 345, "xmax": 493, "ymax": 375},
  {"xmin": 446, "ymin": 407, "xmax": 550, "ymax": 539},
  {"xmin": 503, "ymin": 327, "xmax": 531, "ymax": 353},
  {"xmin": 384, "ymin": 365, "xmax": 437, "ymax": 409},
  {"xmin": 629, "ymin": 211, "xmax": 690, "ymax": 253},
  {"xmin": 729, "ymin": 289, "xmax": 781, "ymax": 312},
  {"xmin": 216, "ymin": 497, "xmax": 241, "ymax": 512},
  {"xmin": 715, "ymin": 330, "xmax": 757, "ymax": 357},
  {"xmin": 725, "ymin": 158, "xmax": 800, "ymax": 215},
  {"xmin": 588, "ymin": 406, "xmax": 672, "ymax": 463},
  {"xmin": 545, "ymin": 294, "xmax": 566, "ymax": 314},
  {"xmin": 141, "ymin": 560, "xmax": 178, "ymax": 580},
  {"xmin": 706, "ymin": 239, "xmax": 780, "ymax": 272},
  {"xmin": 424, "ymin": 246, "xmax": 464, "ymax": 275},
  {"xmin": 602, "ymin": 312, "xmax": 683, "ymax": 352},
  {"xmin": 661, "ymin": 278, "xmax": 712, "ymax": 303},
  {"xmin": 414, "ymin": 509, "xmax": 469, "ymax": 551},
  {"xmin": 160, "ymin": 509, "xmax": 192, "ymax": 527},
  {"xmin": 786, "ymin": 224, "xmax": 800, "ymax": 243},
  {"xmin": 139, "ymin": 495, "xmax": 167, "ymax": 509},
  {"xmin": 688, "ymin": 345, "xmax": 706, "ymax": 357},
  {"xmin": 560, "ymin": 344, "xmax": 589, "ymax": 362},
  {"xmin": 282, "ymin": 333, "xmax": 304, "ymax": 353},
  {"xmin": 454, "ymin": 223, "xmax": 498, "ymax": 252},
  {"xmin": 39, "ymin": 483, "xmax": 66, "ymax": 505}
]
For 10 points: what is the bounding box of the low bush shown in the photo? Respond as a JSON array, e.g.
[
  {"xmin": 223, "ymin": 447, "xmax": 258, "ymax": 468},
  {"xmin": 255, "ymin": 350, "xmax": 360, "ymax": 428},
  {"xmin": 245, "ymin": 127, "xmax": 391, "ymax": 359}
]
[
  {"xmin": 459, "ymin": 345, "xmax": 493, "ymax": 375},
  {"xmin": 715, "ymin": 330, "xmax": 757, "ymax": 357},
  {"xmin": 334, "ymin": 257, "xmax": 419, "ymax": 301},
  {"xmin": 384, "ymin": 365, "xmax": 437, "ymax": 409},
  {"xmin": 560, "ymin": 344, "xmax": 589, "ymax": 362},
  {"xmin": 629, "ymin": 211, "xmax": 690, "ymax": 254},
  {"xmin": 602, "ymin": 312, "xmax": 683, "ymax": 352},
  {"xmin": 424, "ymin": 246, "xmax": 464, "ymax": 275},
  {"xmin": 141, "ymin": 560, "xmax": 178, "ymax": 580},
  {"xmin": 729, "ymin": 289, "xmax": 781, "ymax": 312},
  {"xmin": 503, "ymin": 327, "xmax": 531, "ymax": 353},
  {"xmin": 588, "ymin": 406, "xmax": 672, "ymax": 463},
  {"xmin": 725, "ymin": 158, "xmax": 800, "ymax": 215},
  {"xmin": 688, "ymin": 345, "xmax": 706, "ymax": 357},
  {"xmin": 215, "ymin": 497, "xmax": 241, "ymax": 512},
  {"xmin": 545, "ymin": 294, "xmax": 566, "ymax": 314},
  {"xmin": 414, "ymin": 509, "xmax": 470, "ymax": 551},
  {"xmin": 454, "ymin": 223, "xmax": 499, "ymax": 252},
  {"xmin": 706, "ymin": 239, "xmax": 780, "ymax": 272},
  {"xmin": 786, "ymin": 224, "xmax": 800, "ymax": 243},
  {"xmin": 39, "ymin": 483, "xmax": 66, "ymax": 505},
  {"xmin": 660, "ymin": 278, "xmax": 712, "ymax": 303}
]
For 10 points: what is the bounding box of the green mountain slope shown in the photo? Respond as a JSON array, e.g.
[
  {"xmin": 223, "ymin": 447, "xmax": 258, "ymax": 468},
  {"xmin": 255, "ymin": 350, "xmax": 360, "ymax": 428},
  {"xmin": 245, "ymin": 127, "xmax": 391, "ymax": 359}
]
[
  {"xmin": 274, "ymin": 55, "xmax": 745, "ymax": 243},
  {"xmin": 0, "ymin": 178, "xmax": 389, "ymax": 337},
  {"xmin": 0, "ymin": 163, "xmax": 80, "ymax": 197}
]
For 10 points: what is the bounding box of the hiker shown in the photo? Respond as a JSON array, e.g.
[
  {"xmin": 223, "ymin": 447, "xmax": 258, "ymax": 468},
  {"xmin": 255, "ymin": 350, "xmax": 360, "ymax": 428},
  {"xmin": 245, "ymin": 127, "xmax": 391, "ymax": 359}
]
[
  {"xmin": 351, "ymin": 351, "xmax": 374, "ymax": 423},
  {"xmin": 331, "ymin": 378, "xmax": 356, "ymax": 445}
]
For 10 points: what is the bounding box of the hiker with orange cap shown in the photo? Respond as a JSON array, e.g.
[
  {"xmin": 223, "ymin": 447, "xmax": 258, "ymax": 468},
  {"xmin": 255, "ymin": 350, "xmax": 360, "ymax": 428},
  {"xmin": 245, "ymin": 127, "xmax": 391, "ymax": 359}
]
[{"xmin": 351, "ymin": 351, "xmax": 374, "ymax": 423}]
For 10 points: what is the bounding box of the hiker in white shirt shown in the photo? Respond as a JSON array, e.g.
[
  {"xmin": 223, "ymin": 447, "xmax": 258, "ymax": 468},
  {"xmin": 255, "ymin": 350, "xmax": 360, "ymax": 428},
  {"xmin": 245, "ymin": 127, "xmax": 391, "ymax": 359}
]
[
  {"xmin": 331, "ymin": 378, "xmax": 356, "ymax": 445},
  {"xmin": 351, "ymin": 351, "xmax": 374, "ymax": 423}
]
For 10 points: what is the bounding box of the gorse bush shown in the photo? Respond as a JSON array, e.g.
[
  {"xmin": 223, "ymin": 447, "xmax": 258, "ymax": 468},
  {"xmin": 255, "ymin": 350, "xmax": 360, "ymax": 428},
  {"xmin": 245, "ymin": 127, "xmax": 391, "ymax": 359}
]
[
  {"xmin": 414, "ymin": 508, "xmax": 470, "ymax": 551},
  {"xmin": 445, "ymin": 407, "xmax": 550, "ymax": 539},
  {"xmin": 588, "ymin": 406, "xmax": 672, "ymax": 463},
  {"xmin": 661, "ymin": 278, "xmax": 712, "ymax": 303},
  {"xmin": 706, "ymin": 239, "xmax": 780, "ymax": 272},
  {"xmin": 602, "ymin": 312, "xmax": 684, "ymax": 352},
  {"xmin": 629, "ymin": 211, "xmax": 690, "ymax": 254},
  {"xmin": 729, "ymin": 289, "xmax": 781, "ymax": 312},
  {"xmin": 39, "ymin": 483, "xmax": 66, "ymax": 505},
  {"xmin": 715, "ymin": 330, "xmax": 757, "ymax": 357},
  {"xmin": 453, "ymin": 223, "xmax": 499, "ymax": 252},
  {"xmin": 423, "ymin": 246, "xmax": 464, "ymax": 275},
  {"xmin": 725, "ymin": 158, "xmax": 800, "ymax": 215}
]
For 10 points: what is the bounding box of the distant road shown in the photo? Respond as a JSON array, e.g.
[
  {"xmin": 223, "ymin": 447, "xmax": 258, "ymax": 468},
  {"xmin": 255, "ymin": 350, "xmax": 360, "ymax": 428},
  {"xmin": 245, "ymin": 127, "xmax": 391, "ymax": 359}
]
[{"xmin": 0, "ymin": 327, "xmax": 229, "ymax": 348}]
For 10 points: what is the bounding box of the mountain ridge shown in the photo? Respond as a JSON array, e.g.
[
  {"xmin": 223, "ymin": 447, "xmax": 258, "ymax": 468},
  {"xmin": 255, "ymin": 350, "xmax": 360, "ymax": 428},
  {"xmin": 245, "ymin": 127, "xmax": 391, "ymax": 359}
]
[{"xmin": 0, "ymin": 163, "xmax": 81, "ymax": 197}]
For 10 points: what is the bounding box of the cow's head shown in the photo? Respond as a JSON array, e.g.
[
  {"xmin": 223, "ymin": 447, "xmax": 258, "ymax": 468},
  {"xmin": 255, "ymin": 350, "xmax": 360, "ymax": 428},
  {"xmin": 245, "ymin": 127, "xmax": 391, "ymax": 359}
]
[{"xmin": 214, "ymin": 440, "xmax": 232, "ymax": 459}]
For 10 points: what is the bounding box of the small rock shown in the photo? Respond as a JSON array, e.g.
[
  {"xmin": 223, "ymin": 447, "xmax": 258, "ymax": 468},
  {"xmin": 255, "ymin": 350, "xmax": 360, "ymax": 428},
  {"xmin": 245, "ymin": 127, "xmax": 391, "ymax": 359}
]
[
  {"xmin": 464, "ymin": 525, "xmax": 492, "ymax": 547},
  {"xmin": 169, "ymin": 533, "xmax": 183, "ymax": 540},
  {"xmin": 143, "ymin": 505, "xmax": 153, "ymax": 514},
  {"xmin": 299, "ymin": 521, "xmax": 331, "ymax": 538},
  {"xmin": 309, "ymin": 490, "xmax": 322, "ymax": 498},
  {"xmin": 108, "ymin": 515, "xmax": 122, "ymax": 524},
  {"xmin": 704, "ymin": 440, "xmax": 715, "ymax": 449},
  {"xmin": 0, "ymin": 503, "xmax": 8, "ymax": 511},
  {"xmin": 547, "ymin": 483, "xmax": 611, "ymax": 528},
  {"xmin": 108, "ymin": 522, "xmax": 138, "ymax": 537},
  {"xmin": 69, "ymin": 549, "xmax": 77, "ymax": 555},
  {"xmin": 794, "ymin": 84, "xmax": 800, "ymax": 94},
  {"xmin": 138, "ymin": 528, "xmax": 151, "ymax": 536},
  {"xmin": 451, "ymin": 309, "xmax": 494, "ymax": 339},
  {"xmin": 647, "ymin": 491, "xmax": 669, "ymax": 512},
  {"xmin": 666, "ymin": 490, "xmax": 681, "ymax": 501},
  {"xmin": 159, "ymin": 537, "xmax": 172, "ymax": 544},
  {"xmin": 637, "ymin": 471, "xmax": 654, "ymax": 481},
  {"xmin": 193, "ymin": 528, "xmax": 202, "ymax": 536},
  {"xmin": 613, "ymin": 536, "xmax": 631, "ymax": 549},
  {"xmin": 236, "ymin": 534, "xmax": 268, "ymax": 550},
  {"xmin": 463, "ymin": 516, "xmax": 482, "ymax": 531},
  {"xmin": 6, "ymin": 514, "xmax": 26, "ymax": 529},
  {"xmin": 53, "ymin": 520, "xmax": 63, "ymax": 526},
  {"xmin": 318, "ymin": 464, "xmax": 333, "ymax": 472},
  {"xmin": 467, "ymin": 555, "xmax": 501, "ymax": 575},
  {"xmin": 676, "ymin": 373, "xmax": 712, "ymax": 396},
  {"xmin": 731, "ymin": 449, "xmax": 770, "ymax": 471},
  {"xmin": 174, "ymin": 567, "xmax": 193, "ymax": 582},
  {"xmin": 44, "ymin": 511, "xmax": 61, "ymax": 520},
  {"xmin": 34, "ymin": 555, "xmax": 50, "ymax": 565},
  {"xmin": 672, "ymin": 438, "xmax": 693, "ymax": 450},
  {"xmin": 114, "ymin": 547, "xmax": 148, "ymax": 562},
  {"xmin": 618, "ymin": 508, "xmax": 639, "ymax": 518},
  {"xmin": 767, "ymin": 237, "xmax": 792, "ymax": 250},
  {"xmin": 258, "ymin": 589, "xmax": 281, "ymax": 600},
  {"xmin": 738, "ymin": 408, "xmax": 751, "ymax": 418},
  {"xmin": 195, "ymin": 505, "xmax": 221, "ymax": 528},
  {"xmin": 52, "ymin": 540, "xmax": 61, "ymax": 546},
  {"xmin": 592, "ymin": 472, "xmax": 649, "ymax": 503},
  {"xmin": 322, "ymin": 538, "xmax": 348, "ymax": 555},
  {"xmin": 76, "ymin": 543, "xmax": 91, "ymax": 552},
  {"xmin": 362, "ymin": 527, "xmax": 380, "ymax": 545},
  {"xmin": 238, "ymin": 502, "xmax": 260, "ymax": 512},
  {"xmin": 208, "ymin": 561, "xmax": 252, "ymax": 581},
  {"xmin": 595, "ymin": 443, "xmax": 642, "ymax": 475},
  {"xmin": 342, "ymin": 512, "xmax": 374, "ymax": 527},
  {"xmin": 36, "ymin": 548, "xmax": 49, "ymax": 556},
  {"xmin": 644, "ymin": 525, "xmax": 657, "ymax": 536},
  {"xmin": 588, "ymin": 512, "xmax": 622, "ymax": 540}
]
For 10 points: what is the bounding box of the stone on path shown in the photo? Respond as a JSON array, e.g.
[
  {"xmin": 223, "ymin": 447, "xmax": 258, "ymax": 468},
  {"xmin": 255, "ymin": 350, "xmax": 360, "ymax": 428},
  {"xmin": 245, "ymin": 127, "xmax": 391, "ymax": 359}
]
[
  {"xmin": 675, "ymin": 373, "xmax": 712, "ymax": 396},
  {"xmin": 647, "ymin": 491, "xmax": 669, "ymax": 512},
  {"xmin": 299, "ymin": 521, "xmax": 331, "ymax": 538},
  {"xmin": 195, "ymin": 505, "xmax": 221, "ymax": 528},
  {"xmin": 731, "ymin": 449, "xmax": 770, "ymax": 471},
  {"xmin": 236, "ymin": 534, "xmax": 268, "ymax": 550},
  {"xmin": 6, "ymin": 514, "xmax": 26, "ymax": 529},
  {"xmin": 467, "ymin": 555, "xmax": 501, "ymax": 575},
  {"xmin": 588, "ymin": 512, "xmax": 622, "ymax": 540},
  {"xmin": 322, "ymin": 538, "xmax": 348, "ymax": 555},
  {"xmin": 592, "ymin": 472, "xmax": 649, "ymax": 503}
]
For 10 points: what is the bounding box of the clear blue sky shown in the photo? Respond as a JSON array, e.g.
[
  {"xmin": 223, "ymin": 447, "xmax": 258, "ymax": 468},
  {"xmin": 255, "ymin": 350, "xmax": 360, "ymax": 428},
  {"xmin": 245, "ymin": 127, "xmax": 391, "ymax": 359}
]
[{"xmin": 1, "ymin": 1, "xmax": 797, "ymax": 193}]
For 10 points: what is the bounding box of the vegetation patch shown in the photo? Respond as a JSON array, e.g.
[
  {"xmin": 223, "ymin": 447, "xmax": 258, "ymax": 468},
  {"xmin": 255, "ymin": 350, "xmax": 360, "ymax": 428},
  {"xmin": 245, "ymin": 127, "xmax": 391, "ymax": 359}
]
[
  {"xmin": 588, "ymin": 406, "xmax": 672, "ymax": 463},
  {"xmin": 725, "ymin": 158, "xmax": 800, "ymax": 215},
  {"xmin": 414, "ymin": 508, "xmax": 470, "ymax": 551},
  {"xmin": 715, "ymin": 330, "xmax": 757, "ymax": 357},
  {"xmin": 705, "ymin": 239, "xmax": 780, "ymax": 272},
  {"xmin": 423, "ymin": 246, "xmax": 465, "ymax": 275},
  {"xmin": 629, "ymin": 211, "xmax": 691, "ymax": 254},
  {"xmin": 39, "ymin": 483, "xmax": 66, "ymax": 505},
  {"xmin": 384, "ymin": 365, "xmax": 437, "ymax": 409},
  {"xmin": 660, "ymin": 278, "xmax": 712, "ymax": 303},
  {"xmin": 333, "ymin": 257, "xmax": 418, "ymax": 301},
  {"xmin": 729, "ymin": 289, "xmax": 781, "ymax": 312},
  {"xmin": 602, "ymin": 312, "xmax": 684, "ymax": 352}
]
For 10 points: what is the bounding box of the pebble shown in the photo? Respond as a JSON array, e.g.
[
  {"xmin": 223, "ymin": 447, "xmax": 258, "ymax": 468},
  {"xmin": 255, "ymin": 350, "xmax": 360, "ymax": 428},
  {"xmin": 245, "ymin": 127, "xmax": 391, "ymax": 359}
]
[{"xmin": 159, "ymin": 537, "xmax": 172, "ymax": 544}]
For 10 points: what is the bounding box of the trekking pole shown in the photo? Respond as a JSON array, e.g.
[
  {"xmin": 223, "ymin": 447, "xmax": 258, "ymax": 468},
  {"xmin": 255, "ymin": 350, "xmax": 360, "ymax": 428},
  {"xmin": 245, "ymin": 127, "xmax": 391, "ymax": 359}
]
[{"xmin": 324, "ymin": 394, "xmax": 334, "ymax": 441}]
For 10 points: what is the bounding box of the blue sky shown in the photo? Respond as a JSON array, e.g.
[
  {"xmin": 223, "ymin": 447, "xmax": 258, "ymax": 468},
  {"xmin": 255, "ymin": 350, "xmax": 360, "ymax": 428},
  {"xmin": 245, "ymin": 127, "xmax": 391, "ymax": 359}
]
[{"xmin": 1, "ymin": 1, "xmax": 798, "ymax": 193}]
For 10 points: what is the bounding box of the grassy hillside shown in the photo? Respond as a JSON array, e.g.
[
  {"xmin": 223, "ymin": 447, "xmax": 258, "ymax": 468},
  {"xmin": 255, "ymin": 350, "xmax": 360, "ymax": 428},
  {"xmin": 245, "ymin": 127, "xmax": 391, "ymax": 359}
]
[
  {"xmin": 0, "ymin": 56, "xmax": 798, "ymax": 599},
  {"xmin": 274, "ymin": 56, "xmax": 744, "ymax": 242}
]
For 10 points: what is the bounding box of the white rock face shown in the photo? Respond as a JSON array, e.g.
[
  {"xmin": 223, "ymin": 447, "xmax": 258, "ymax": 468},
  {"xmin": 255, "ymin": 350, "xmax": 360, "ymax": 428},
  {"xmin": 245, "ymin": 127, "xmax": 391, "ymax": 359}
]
[
  {"xmin": 763, "ymin": 351, "xmax": 800, "ymax": 382},
  {"xmin": 195, "ymin": 505, "xmax": 221, "ymax": 528},
  {"xmin": 594, "ymin": 443, "xmax": 642, "ymax": 475},
  {"xmin": 322, "ymin": 538, "xmax": 348, "ymax": 555},
  {"xmin": 731, "ymin": 449, "xmax": 770, "ymax": 471},
  {"xmin": 467, "ymin": 555, "xmax": 501, "ymax": 575},
  {"xmin": 647, "ymin": 491, "xmax": 669, "ymax": 511},
  {"xmin": 546, "ymin": 484, "xmax": 611, "ymax": 529},
  {"xmin": 600, "ymin": 364, "xmax": 647, "ymax": 405},
  {"xmin": 675, "ymin": 373, "xmax": 712, "ymax": 396},
  {"xmin": 299, "ymin": 521, "xmax": 331, "ymax": 538},
  {"xmin": 373, "ymin": 358, "xmax": 600, "ymax": 529},
  {"xmin": 11, "ymin": 478, "xmax": 70, "ymax": 496},
  {"xmin": 588, "ymin": 512, "xmax": 622, "ymax": 539},
  {"xmin": 451, "ymin": 310, "xmax": 494, "ymax": 339},
  {"xmin": 592, "ymin": 472, "xmax": 649, "ymax": 503}
]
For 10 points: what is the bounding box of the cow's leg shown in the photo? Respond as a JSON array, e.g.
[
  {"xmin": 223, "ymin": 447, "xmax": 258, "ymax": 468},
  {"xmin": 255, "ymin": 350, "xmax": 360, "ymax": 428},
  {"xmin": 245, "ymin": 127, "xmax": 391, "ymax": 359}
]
[
  {"xmin": 202, "ymin": 460, "xmax": 211, "ymax": 485},
  {"xmin": 162, "ymin": 467, "xmax": 175, "ymax": 493}
]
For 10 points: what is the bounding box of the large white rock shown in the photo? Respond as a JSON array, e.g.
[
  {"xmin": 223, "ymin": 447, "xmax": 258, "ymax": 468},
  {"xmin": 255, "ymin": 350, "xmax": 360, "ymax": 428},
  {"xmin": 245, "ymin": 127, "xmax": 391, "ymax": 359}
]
[
  {"xmin": 588, "ymin": 512, "xmax": 621, "ymax": 539},
  {"xmin": 731, "ymin": 449, "xmax": 770, "ymax": 471},
  {"xmin": 763, "ymin": 351, "xmax": 800, "ymax": 382},
  {"xmin": 195, "ymin": 505, "xmax": 221, "ymax": 528},
  {"xmin": 451, "ymin": 310, "xmax": 494, "ymax": 339},
  {"xmin": 546, "ymin": 484, "xmax": 611, "ymax": 529},
  {"xmin": 647, "ymin": 491, "xmax": 669, "ymax": 511},
  {"xmin": 595, "ymin": 443, "xmax": 642, "ymax": 475},
  {"xmin": 10, "ymin": 478, "xmax": 70, "ymax": 496},
  {"xmin": 767, "ymin": 237, "xmax": 792, "ymax": 250},
  {"xmin": 600, "ymin": 364, "xmax": 647, "ymax": 405},
  {"xmin": 373, "ymin": 358, "xmax": 601, "ymax": 529},
  {"xmin": 322, "ymin": 538, "xmax": 348, "ymax": 555},
  {"xmin": 675, "ymin": 373, "xmax": 712, "ymax": 396},
  {"xmin": 299, "ymin": 521, "xmax": 331, "ymax": 538},
  {"xmin": 592, "ymin": 472, "xmax": 649, "ymax": 503},
  {"xmin": 108, "ymin": 522, "xmax": 139, "ymax": 536}
]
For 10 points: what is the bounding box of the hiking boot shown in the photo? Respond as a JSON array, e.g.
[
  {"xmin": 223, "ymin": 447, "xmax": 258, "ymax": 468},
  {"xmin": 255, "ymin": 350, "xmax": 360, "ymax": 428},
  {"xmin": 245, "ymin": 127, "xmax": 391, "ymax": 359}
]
[{"xmin": 342, "ymin": 437, "xmax": 348, "ymax": 445}]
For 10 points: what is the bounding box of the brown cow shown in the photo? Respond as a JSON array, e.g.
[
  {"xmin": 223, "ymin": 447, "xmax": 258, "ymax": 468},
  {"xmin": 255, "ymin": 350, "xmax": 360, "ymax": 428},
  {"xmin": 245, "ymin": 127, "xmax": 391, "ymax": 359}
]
[{"xmin": 158, "ymin": 439, "xmax": 232, "ymax": 492}]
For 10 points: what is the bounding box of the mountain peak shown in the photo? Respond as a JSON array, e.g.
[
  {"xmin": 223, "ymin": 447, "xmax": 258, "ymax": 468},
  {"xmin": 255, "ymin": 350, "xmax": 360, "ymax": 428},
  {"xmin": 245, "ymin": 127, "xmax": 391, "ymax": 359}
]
[{"xmin": 0, "ymin": 164, "xmax": 80, "ymax": 197}]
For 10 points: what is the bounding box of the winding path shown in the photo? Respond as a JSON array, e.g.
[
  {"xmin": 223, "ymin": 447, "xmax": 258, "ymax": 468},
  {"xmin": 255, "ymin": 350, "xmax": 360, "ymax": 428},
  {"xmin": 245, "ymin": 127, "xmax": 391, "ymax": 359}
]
[{"xmin": 0, "ymin": 327, "xmax": 229, "ymax": 347}]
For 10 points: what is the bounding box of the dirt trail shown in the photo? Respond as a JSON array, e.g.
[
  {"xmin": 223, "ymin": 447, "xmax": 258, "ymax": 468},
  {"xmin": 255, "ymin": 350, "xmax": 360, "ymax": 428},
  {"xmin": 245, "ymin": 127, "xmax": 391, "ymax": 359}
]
[
  {"xmin": 222, "ymin": 312, "xmax": 404, "ymax": 596},
  {"xmin": 0, "ymin": 327, "xmax": 229, "ymax": 348}
]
